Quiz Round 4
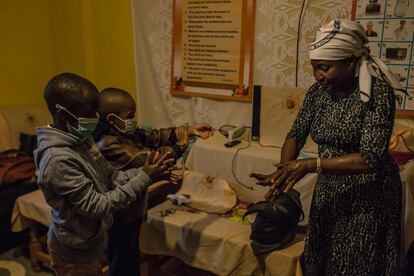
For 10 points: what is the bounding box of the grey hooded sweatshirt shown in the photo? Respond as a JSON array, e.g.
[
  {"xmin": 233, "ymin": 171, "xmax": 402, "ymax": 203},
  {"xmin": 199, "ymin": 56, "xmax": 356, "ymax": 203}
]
[{"xmin": 34, "ymin": 126, "xmax": 152, "ymax": 261}]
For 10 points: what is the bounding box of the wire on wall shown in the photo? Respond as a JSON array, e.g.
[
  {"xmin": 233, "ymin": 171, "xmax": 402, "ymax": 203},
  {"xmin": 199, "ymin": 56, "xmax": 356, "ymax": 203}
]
[{"xmin": 295, "ymin": 0, "xmax": 308, "ymax": 87}]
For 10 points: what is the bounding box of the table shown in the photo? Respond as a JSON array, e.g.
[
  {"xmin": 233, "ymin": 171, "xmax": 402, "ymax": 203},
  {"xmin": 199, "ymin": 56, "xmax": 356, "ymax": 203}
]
[
  {"xmin": 140, "ymin": 201, "xmax": 305, "ymax": 276},
  {"xmin": 11, "ymin": 190, "xmax": 51, "ymax": 272},
  {"xmin": 186, "ymin": 132, "xmax": 318, "ymax": 225},
  {"xmin": 11, "ymin": 190, "xmax": 112, "ymax": 274},
  {"xmin": 140, "ymin": 132, "xmax": 414, "ymax": 272},
  {"xmin": 12, "ymin": 133, "xmax": 414, "ymax": 273}
]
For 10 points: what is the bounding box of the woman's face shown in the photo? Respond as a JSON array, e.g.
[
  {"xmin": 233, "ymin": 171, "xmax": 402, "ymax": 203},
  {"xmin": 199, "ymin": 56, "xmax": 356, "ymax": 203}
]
[{"xmin": 311, "ymin": 58, "xmax": 355, "ymax": 93}]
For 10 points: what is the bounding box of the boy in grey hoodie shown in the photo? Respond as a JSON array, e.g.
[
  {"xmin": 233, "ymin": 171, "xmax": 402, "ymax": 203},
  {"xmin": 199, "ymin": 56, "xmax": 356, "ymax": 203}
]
[{"xmin": 34, "ymin": 73, "xmax": 171, "ymax": 276}]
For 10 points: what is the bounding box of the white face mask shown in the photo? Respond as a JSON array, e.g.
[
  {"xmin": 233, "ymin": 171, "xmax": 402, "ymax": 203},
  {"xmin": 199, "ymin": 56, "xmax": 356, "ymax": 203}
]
[{"xmin": 108, "ymin": 113, "xmax": 137, "ymax": 134}]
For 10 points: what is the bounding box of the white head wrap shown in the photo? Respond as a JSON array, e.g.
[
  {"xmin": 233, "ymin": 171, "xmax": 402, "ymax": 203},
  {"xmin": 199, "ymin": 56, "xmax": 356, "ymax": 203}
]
[{"xmin": 309, "ymin": 19, "xmax": 402, "ymax": 102}]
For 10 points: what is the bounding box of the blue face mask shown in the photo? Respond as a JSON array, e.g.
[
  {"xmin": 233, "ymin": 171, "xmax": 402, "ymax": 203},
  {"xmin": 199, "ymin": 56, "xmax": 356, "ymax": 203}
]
[{"xmin": 56, "ymin": 104, "xmax": 99, "ymax": 138}]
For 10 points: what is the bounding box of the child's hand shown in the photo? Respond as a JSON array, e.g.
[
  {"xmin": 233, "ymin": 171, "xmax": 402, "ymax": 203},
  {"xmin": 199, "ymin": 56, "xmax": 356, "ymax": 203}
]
[
  {"xmin": 190, "ymin": 123, "xmax": 214, "ymax": 139},
  {"xmin": 169, "ymin": 168, "xmax": 184, "ymax": 185},
  {"xmin": 158, "ymin": 146, "xmax": 176, "ymax": 160},
  {"xmin": 143, "ymin": 151, "xmax": 174, "ymax": 182}
]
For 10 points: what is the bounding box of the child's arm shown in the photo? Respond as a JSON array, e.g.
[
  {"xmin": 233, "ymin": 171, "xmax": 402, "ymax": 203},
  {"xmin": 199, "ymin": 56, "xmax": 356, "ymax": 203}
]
[
  {"xmin": 41, "ymin": 156, "xmax": 152, "ymax": 219},
  {"xmin": 137, "ymin": 127, "xmax": 177, "ymax": 148},
  {"xmin": 97, "ymin": 135, "xmax": 149, "ymax": 170},
  {"xmin": 103, "ymin": 151, "xmax": 173, "ymax": 189}
]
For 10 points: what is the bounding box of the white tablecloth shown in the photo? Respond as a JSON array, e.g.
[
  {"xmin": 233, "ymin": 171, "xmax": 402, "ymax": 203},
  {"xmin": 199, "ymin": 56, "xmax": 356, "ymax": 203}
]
[
  {"xmin": 184, "ymin": 133, "xmax": 414, "ymax": 266},
  {"xmin": 11, "ymin": 189, "xmax": 50, "ymax": 232},
  {"xmin": 140, "ymin": 201, "xmax": 305, "ymax": 276},
  {"xmin": 186, "ymin": 133, "xmax": 318, "ymax": 225}
]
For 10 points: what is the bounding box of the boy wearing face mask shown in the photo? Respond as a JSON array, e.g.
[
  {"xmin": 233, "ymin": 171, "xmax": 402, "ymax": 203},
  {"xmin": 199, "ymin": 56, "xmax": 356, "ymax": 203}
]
[
  {"xmin": 34, "ymin": 73, "xmax": 172, "ymax": 276},
  {"xmin": 94, "ymin": 87, "xmax": 214, "ymax": 276}
]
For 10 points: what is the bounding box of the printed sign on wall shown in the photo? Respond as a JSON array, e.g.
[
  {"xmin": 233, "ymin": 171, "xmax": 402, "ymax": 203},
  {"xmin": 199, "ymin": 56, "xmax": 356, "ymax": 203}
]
[
  {"xmin": 354, "ymin": 0, "xmax": 414, "ymax": 116},
  {"xmin": 171, "ymin": 0, "xmax": 256, "ymax": 102}
]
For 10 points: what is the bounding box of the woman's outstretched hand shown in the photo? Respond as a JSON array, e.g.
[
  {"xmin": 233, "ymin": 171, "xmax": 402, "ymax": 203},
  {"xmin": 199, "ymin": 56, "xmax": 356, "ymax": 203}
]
[{"xmin": 250, "ymin": 159, "xmax": 315, "ymax": 199}]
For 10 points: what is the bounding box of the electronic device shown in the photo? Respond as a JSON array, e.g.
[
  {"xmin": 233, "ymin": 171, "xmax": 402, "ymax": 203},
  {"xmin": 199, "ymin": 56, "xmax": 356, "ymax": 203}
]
[
  {"xmin": 227, "ymin": 125, "xmax": 246, "ymax": 141},
  {"xmin": 224, "ymin": 140, "xmax": 241, "ymax": 148},
  {"xmin": 366, "ymin": 0, "xmax": 381, "ymax": 14},
  {"xmin": 386, "ymin": 48, "xmax": 407, "ymax": 60},
  {"xmin": 251, "ymin": 85, "xmax": 261, "ymax": 141}
]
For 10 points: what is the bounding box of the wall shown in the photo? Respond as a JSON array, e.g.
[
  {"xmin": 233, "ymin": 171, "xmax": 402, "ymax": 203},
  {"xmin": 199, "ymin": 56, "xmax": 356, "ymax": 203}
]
[
  {"xmin": 0, "ymin": 0, "xmax": 137, "ymax": 108},
  {"xmin": 131, "ymin": 0, "xmax": 353, "ymax": 128},
  {"xmin": 0, "ymin": 0, "xmax": 55, "ymax": 107},
  {"xmin": 89, "ymin": 0, "xmax": 137, "ymax": 96}
]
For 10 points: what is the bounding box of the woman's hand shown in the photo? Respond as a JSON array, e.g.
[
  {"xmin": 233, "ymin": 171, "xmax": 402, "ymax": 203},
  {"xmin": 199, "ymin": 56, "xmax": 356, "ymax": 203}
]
[
  {"xmin": 250, "ymin": 158, "xmax": 315, "ymax": 199},
  {"xmin": 273, "ymin": 159, "xmax": 315, "ymax": 192},
  {"xmin": 250, "ymin": 166, "xmax": 291, "ymax": 199},
  {"xmin": 249, "ymin": 170, "xmax": 280, "ymax": 186},
  {"xmin": 189, "ymin": 123, "xmax": 214, "ymax": 139}
]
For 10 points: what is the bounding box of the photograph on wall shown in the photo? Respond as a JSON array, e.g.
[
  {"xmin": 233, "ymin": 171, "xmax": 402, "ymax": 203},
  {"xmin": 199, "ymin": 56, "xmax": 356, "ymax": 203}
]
[
  {"xmin": 353, "ymin": 0, "xmax": 414, "ymax": 114},
  {"xmin": 355, "ymin": 0, "xmax": 385, "ymax": 18},
  {"xmin": 383, "ymin": 19, "xmax": 413, "ymax": 41},
  {"xmin": 385, "ymin": 0, "xmax": 413, "ymax": 18},
  {"xmin": 356, "ymin": 19, "xmax": 383, "ymax": 41},
  {"xmin": 381, "ymin": 42, "xmax": 412, "ymax": 64},
  {"xmin": 389, "ymin": 65, "xmax": 409, "ymax": 86},
  {"xmin": 389, "ymin": 65, "xmax": 409, "ymax": 108},
  {"xmin": 171, "ymin": 0, "xmax": 256, "ymax": 102}
]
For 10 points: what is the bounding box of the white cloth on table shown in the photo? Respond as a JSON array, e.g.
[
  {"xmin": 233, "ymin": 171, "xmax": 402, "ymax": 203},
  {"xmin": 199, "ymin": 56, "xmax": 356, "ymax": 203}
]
[
  {"xmin": 177, "ymin": 170, "xmax": 237, "ymax": 213},
  {"xmin": 11, "ymin": 189, "xmax": 50, "ymax": 232},
  {"xmin": 185, "ymin": 134, "xmax": 414, "ymax": 261},
  {"xmin": 140, "ymin": 201, "xmax": 304, "ymax": 276},
  {"xmin": 185, "ymin": 132, "xmax": 317, "ymax": 225}
]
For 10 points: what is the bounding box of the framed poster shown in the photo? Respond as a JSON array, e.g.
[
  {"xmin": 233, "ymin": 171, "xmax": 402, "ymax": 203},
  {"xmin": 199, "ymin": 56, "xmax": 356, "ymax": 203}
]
[
  {"xmin": 171, "ymin": 0, "xmax": 256, "ymax": 102},
  {"xmin": 353, "ymin": 0, "xmax": 414, "ymax": 116}
]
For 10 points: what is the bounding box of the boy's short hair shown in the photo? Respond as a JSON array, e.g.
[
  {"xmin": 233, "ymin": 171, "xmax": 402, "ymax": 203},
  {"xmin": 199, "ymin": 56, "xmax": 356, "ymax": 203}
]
[
  {"xmin": 44, "ymin": 72, "xmax": 99, "ymax": 117},
  {"xmin": 99, "ymin": 88, "xmax": 135, "ymax": 119}
]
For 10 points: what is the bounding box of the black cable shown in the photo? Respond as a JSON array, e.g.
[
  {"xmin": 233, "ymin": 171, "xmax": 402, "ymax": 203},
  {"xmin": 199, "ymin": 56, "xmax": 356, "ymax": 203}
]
[
  {"xmin": 230, "ymin": 128, "xmax": 255, "ymax": 190},
  {"xmin": 295, "ymin": 0, "xmax": 307, "ymax": 87}
]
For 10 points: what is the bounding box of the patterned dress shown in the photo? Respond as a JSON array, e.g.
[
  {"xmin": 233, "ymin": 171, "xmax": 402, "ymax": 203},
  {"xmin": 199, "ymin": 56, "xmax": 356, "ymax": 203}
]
[{"xmin": 287, "ymin": 78, "xmax": 402, "ymax": 275}]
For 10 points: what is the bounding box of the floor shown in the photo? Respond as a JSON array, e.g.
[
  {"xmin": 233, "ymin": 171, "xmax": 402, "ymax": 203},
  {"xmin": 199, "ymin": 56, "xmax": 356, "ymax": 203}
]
[
  {"xmin": 0, "ymin": 245, "xmax": 214, "ymax": 276},
  {"xmin": 0, "ymin": 246, "xmax": 53, "ymax": 276},
  {"xmin": 1, "ymin": 245, "xmax": 410, "ymax": 276}
]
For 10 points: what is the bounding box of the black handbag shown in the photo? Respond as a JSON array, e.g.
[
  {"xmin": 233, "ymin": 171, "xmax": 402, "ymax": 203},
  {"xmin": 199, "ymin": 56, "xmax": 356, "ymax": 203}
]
[{"xmin": 244, "ymin": 188, "xmax": 304, "ymax": 256}]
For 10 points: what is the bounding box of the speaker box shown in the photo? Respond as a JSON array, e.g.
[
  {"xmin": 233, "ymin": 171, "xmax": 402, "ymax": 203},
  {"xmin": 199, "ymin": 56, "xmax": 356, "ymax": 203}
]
[{"xmin": 251, "ymin": 85, "xmax": 261, "ymax": 141}]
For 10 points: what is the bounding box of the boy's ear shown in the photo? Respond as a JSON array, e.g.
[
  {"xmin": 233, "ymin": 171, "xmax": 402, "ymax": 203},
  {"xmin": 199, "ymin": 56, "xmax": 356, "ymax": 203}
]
[
  {"xmin": 55, "ymin": 108, "xmax": 68, "ymax": 129},
  {"xmin": 57, "ymin": 108, "xmax": 76, "ymax": 127}
]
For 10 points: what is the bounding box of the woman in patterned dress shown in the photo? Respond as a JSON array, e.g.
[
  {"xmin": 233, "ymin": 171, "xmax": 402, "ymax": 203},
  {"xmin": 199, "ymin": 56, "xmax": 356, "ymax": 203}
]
[{"xmin": 251, "ymin": 20, "xmax": 403, "ymax": 275}]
